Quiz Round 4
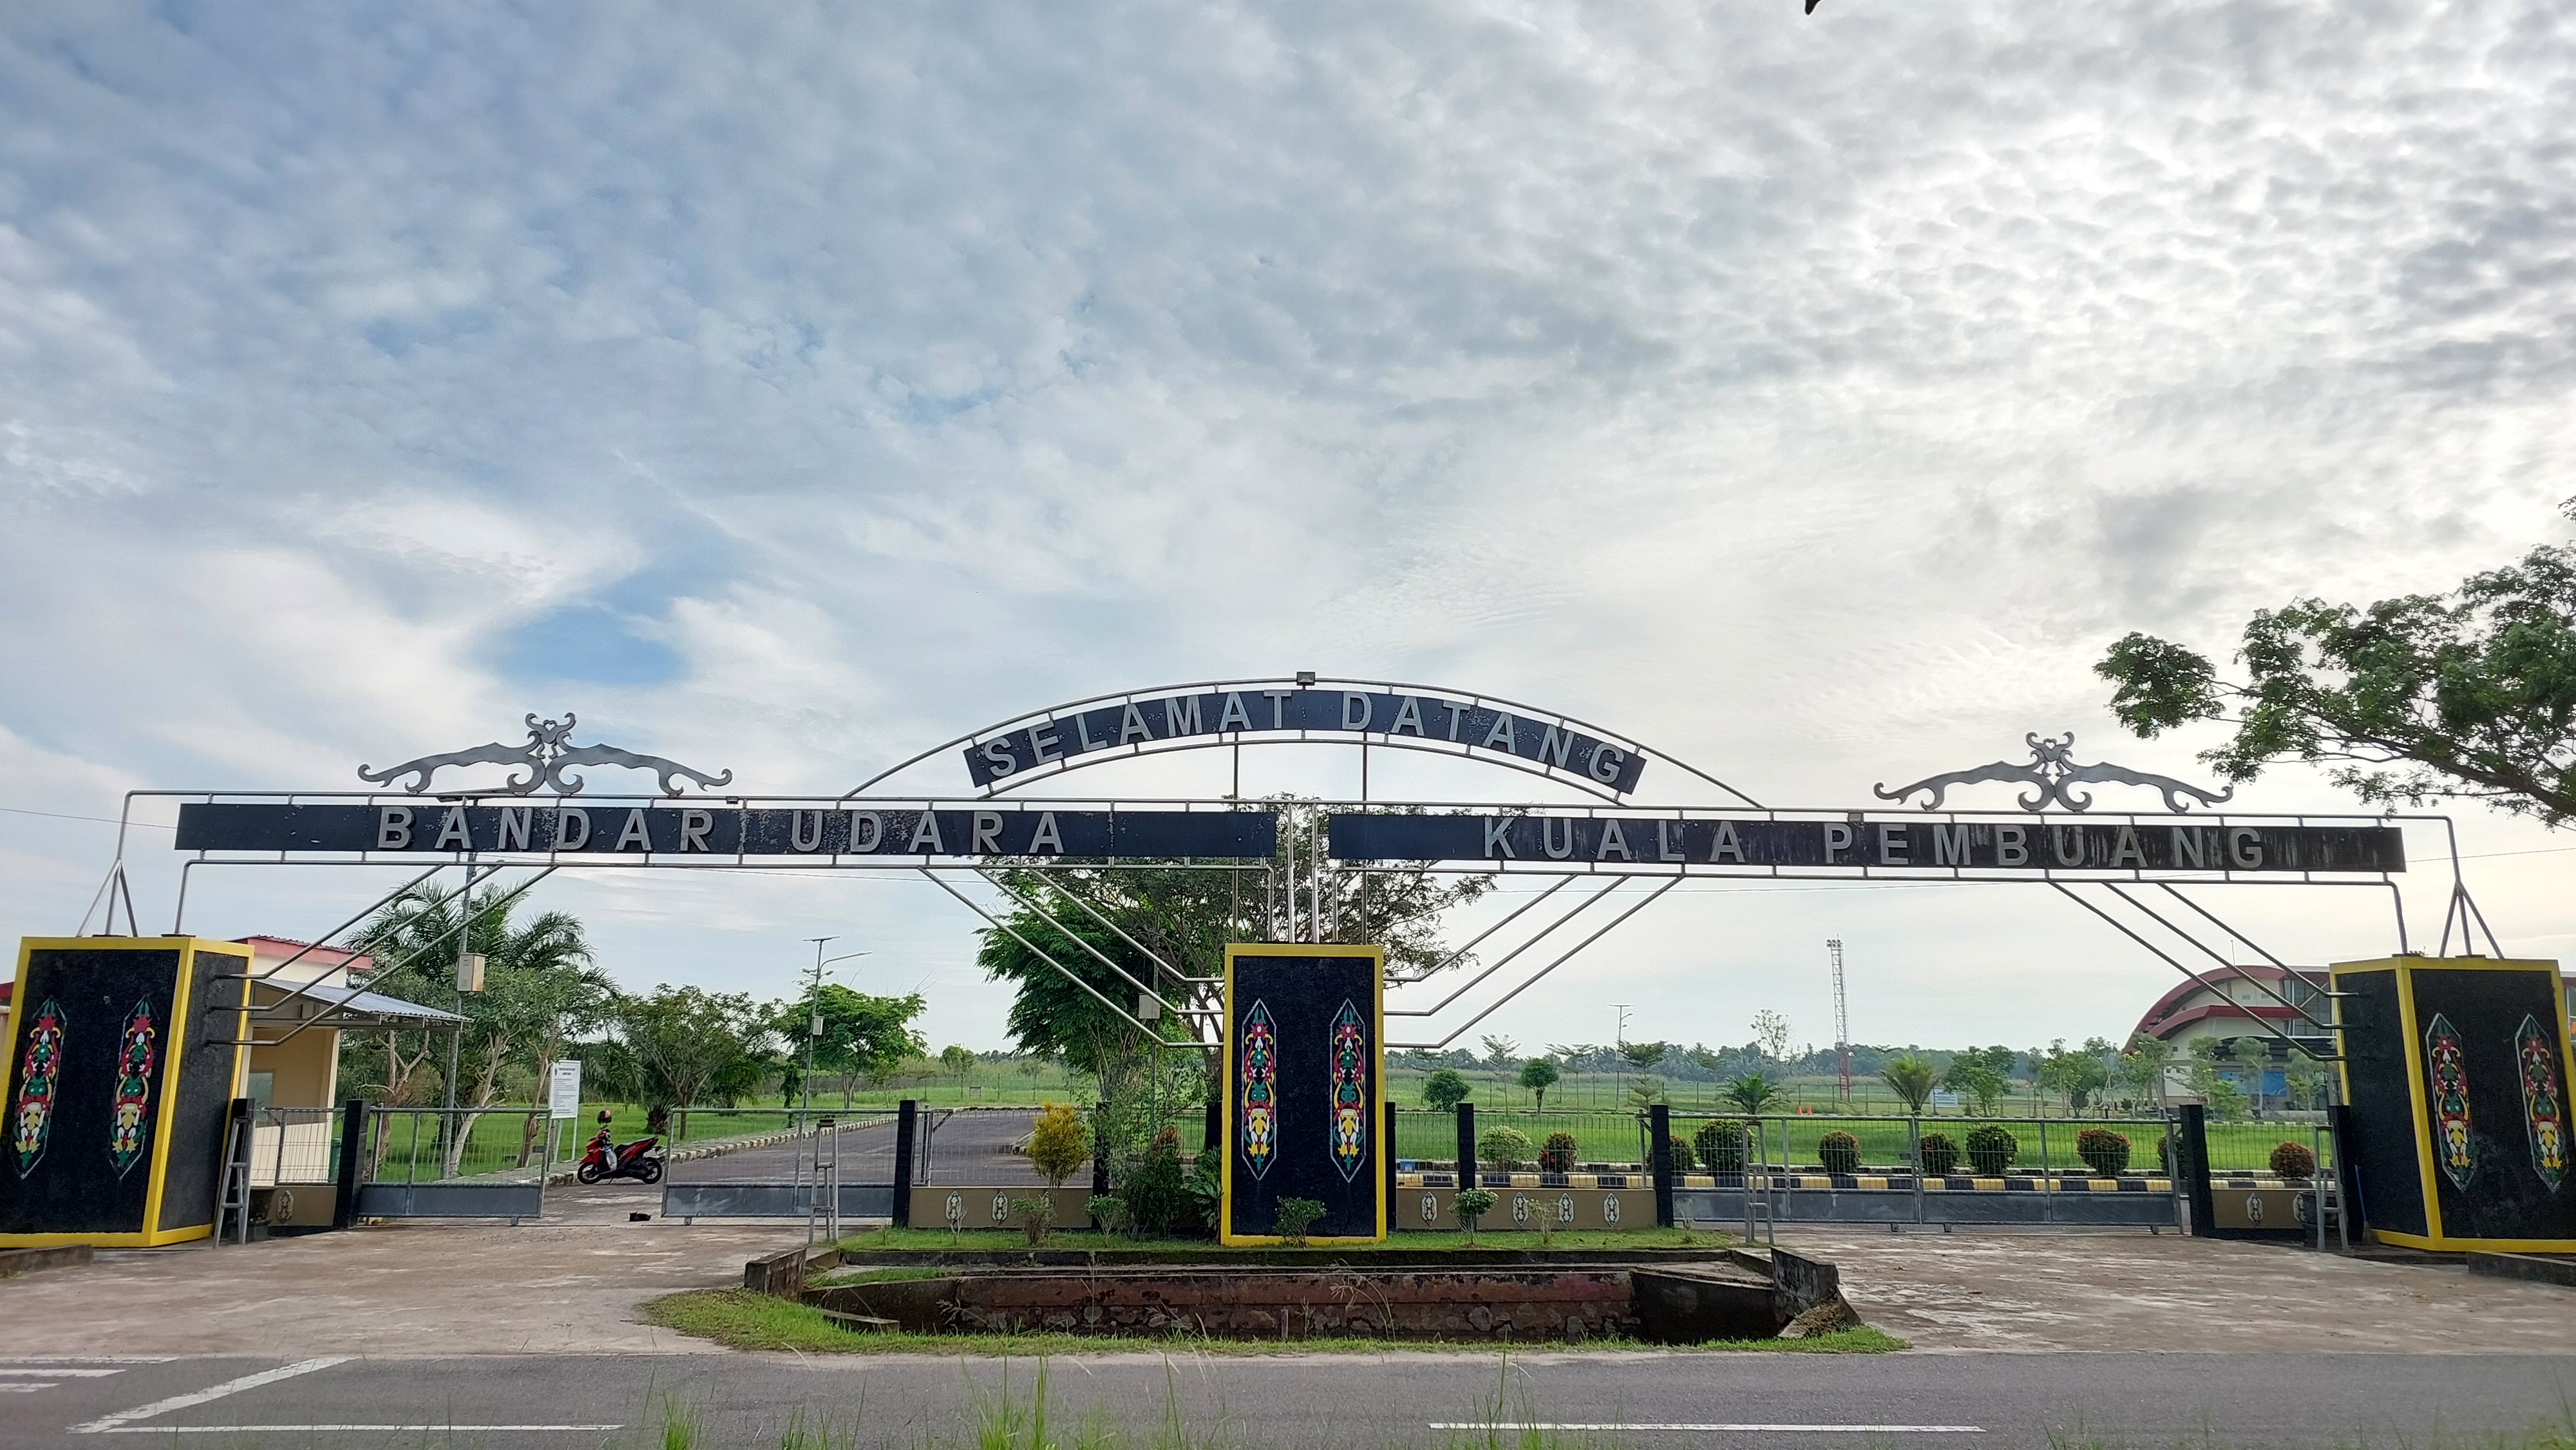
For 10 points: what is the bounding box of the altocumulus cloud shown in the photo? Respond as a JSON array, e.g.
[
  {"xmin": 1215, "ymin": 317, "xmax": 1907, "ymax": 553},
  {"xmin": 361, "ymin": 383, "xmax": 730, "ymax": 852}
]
[{"xmin": 0, "ymin": 0, "xmax": 2570, "ymax": 1048}]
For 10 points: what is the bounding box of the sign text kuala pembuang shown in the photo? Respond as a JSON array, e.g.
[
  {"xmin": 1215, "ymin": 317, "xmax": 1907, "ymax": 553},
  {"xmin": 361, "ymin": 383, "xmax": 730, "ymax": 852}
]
[
  {"xmin": 964, "ymin": 687, "xmax": 1646, "ymax": 793},
  {"xmin": 1329, "ymin": 814, "xmax": 2405, "ymax": 873}
]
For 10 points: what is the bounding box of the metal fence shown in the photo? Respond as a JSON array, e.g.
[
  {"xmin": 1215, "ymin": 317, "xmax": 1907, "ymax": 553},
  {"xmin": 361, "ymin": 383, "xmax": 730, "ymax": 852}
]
[
  {"xmin": 249, "ymin": 1106, "xmax": 341, "ymax": 1187},
  {"xmin": 358, "ymin": 1107, "xmax": 554, "ymax": 1221}
]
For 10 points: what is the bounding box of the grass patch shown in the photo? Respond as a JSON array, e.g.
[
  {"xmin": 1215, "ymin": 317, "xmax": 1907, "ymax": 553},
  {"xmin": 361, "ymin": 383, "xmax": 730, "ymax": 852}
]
[
  {"xmin": 837, "ymin": 1226, "xmax": 1737, "ymax": 1254},
  {"xmin": 640, "ymin": 1290, "xmax": 1905, "ymax": 1357},
  {"xmin": 810, "ymin": 1264, "xmax": 953, "ymax": 1287}
]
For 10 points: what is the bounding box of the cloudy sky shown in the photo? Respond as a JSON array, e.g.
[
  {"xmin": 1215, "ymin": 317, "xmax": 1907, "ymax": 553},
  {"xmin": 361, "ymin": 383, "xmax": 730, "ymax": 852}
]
[{"xmin": 3, "ymin": 0, "xmax": 2571, "ymax": 1058}]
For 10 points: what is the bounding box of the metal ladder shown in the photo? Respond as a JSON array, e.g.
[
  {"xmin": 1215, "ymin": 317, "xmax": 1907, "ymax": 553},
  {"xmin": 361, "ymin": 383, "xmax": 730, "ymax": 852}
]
[{"xmin": 214, "ymin": 1103, "xmax": 255, "ymax": 1245}]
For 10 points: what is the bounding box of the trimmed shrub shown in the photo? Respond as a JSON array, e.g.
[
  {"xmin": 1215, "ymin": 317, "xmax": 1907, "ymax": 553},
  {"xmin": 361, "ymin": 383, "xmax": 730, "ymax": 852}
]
[
  {"xmin": 1479, "ymin": 1125, "xmax": 1535, "ymax": 1172},
  {"xmin": 1538, "ymin": 1131, "xmax": 1580, "ymax": 1174},
  {"xmin": 1817, "ymin": 1130, "xmax": 1861, "ymax": 1174},
  {"xmin": 1917, "ymin": 1132, "xmax": 1958, "ymax": 1176},
  {"xmin": 1667, "ymin": 1135, "xmax": 1696, "ymax": 1172},
  {"xmin": 1273, "ymin": 1196, "xmax": 1326, "ymax": 1246},
  {"xmin": 1454, "ymin": 1187, "xmax": 1499, "ymax": 1243},
  {"xmin": 2270, "ymin": 1140, "xmax": 2318, "ymax": 1179},
  {"xmin": 1118, "ymin": 1128, "xmax": 1187, "ymax": 1236},
  {"xmin": 1027, "ymin": 1102, "xmax": 1089, "ymax": 1187},
  {"xmin": 1964, "ymin": 1124, "xmax": 2018, "ymax": 1174},
  {"xmin": 1694, "ymin": 1119, "xmax": 1748, "ymax": 1173},
  {"xmin": 2075, "ymin": 1127, "xmax": 2131, "ymax": 1177}
]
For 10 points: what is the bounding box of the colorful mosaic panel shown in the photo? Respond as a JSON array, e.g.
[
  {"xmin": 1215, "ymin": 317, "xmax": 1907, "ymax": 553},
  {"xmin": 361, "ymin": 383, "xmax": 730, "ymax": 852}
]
[
  {"xmin": 2516, "ymin": 1014, "xmax": 2567, "ymax": 1192},
  {"xmin": 1329, "ymin": 999, "xmax": 1367, "ymax": 1183},
  {"xmin": 11, "ymin": 999, "xmax": 63, "ymax": 1178},
  {"xmin": 1238, "ymin": 1000, "xmax": 1276, "ymax": 1181},
  {"xmin": 2425, "ymin": 1012, "xmax": 2474, "ymax": 1191},
  {"xmin": 109, "ymin": 1000, "xmax": 157, "ymax": 1179}
]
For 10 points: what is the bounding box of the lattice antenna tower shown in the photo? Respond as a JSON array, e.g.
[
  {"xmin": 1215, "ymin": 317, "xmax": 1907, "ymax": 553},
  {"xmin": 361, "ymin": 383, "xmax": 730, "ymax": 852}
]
[{"xmin": 1826, "ymin": 937, "xmax": 1851, "ymax": 1102}]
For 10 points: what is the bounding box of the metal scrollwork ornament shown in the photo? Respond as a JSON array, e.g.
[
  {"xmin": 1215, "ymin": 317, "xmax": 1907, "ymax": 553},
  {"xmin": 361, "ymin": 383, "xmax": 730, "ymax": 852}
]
[
  {"xmin": 1873, "ymin": 732, "xmax": 2233, "ymax": 814},
  {"xmin": 357, "ymin": 713, "xmax": 734, "ymax": 796}
]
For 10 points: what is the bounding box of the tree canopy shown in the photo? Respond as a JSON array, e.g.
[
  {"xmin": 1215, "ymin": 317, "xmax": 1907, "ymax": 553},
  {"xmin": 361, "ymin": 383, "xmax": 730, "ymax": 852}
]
[{"xmin": 2096, "ymin": 500, "xmax": 2576, "ymax": 825}]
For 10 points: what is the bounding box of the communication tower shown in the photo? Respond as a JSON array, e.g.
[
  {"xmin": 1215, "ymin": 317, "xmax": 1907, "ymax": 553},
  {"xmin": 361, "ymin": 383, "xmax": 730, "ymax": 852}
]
[{"xmin": 1826, "ymin": 937, "xmax": 1851, "ymax": 1102}]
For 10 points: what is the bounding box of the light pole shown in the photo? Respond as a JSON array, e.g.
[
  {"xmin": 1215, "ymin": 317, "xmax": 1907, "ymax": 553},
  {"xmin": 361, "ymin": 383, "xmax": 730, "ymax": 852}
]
[{"xmin": 799, "ymin": 937, "xmax": 870, "ymax": 1127}]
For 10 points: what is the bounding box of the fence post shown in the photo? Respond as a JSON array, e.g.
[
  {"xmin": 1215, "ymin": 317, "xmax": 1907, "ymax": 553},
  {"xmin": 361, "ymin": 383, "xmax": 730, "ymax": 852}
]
[
  {"xmin": 1909, "ymin": 1115, "xmax": 1924, "ymax": 1227},
  {"xmin": 332, "ymin": 1098, "xmax": 368, "ymax": 1230},
  {"xmin": 2038, "ymin": 1119, "xmax": 2052, "ymax": 1224},
  {"xmin": 1383, "ymin": 1100, "xmax": 1399, "ymax": 1230},
  {"xmin": 1204, "ymin": 1095, "xmax": 1221, "ymax": 1155},
  {"xmin": 891, "ymin": 1099, "xmax": 917, "ymax": 1229},
  {"xmin": 1649, "ymin": 1102, "xmax": 1674, "ymax": 1229},
  {"xmin": 1455, "ymin": 1102, "xmax": 1477, "ymax": 1191},
  {"xmin": 1091, "ymin": 1100, "xmax": 1111, "ymax": 1201},
  {"xmin": 2177, "ymin": 1103, "xmax": 2215, "ymax": 1237}
]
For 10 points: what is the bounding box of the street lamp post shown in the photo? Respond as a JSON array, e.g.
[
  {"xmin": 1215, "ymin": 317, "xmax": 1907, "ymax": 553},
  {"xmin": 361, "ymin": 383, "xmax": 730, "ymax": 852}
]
[{"xmin": 799, "ymin": 937, "xmax": 871, "ymax": 1129}]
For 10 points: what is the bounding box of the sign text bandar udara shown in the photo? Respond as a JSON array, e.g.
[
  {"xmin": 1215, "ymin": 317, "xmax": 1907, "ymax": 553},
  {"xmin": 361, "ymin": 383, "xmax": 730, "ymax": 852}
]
[{"xmin": 175, "ymin": 803, "xmax": 2404, "ymax": 872}]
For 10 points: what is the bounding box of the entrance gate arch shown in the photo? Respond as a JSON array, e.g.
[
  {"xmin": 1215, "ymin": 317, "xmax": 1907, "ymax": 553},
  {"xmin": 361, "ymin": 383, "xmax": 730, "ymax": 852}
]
[{"xmin": 23, "ymin": 675, "xmax": 2539, "ymax": 1245}]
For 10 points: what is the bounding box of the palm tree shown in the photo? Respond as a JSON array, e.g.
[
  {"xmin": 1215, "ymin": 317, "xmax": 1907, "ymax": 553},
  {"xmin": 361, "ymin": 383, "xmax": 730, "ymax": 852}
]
[
  {"xmin": 1879, "ymin": 1053, "xmax": 1938, "ymax": 1115},
  {"xmin": 1720, "ymin": 1073, "xmax": 1780, "ymax": 1115},
  {"xmin": 348, "ymin": 884, "xmax": 616, "ymax": 1174}
]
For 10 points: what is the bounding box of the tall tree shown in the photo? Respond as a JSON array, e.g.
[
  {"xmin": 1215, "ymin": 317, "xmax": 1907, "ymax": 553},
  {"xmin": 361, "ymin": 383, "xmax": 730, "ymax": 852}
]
[
  {"xmin": 774, "ymin": 984, "xmax": 927, "ymax": 1109},
  {"xmin": 615, "ymin": 985, "xmax": 775, "ymax": 1135},
  {"xmin": 1749, "ymin": 1011, "xmax": 1792, "ymax": 1064},
  {"xmin": 1517, "ymin": 1056, "xmax": 1559, "ymax": 1110},
  {"xmin": 2096, "ymin": 500, "xmax": 2576, "ymax": 825}
]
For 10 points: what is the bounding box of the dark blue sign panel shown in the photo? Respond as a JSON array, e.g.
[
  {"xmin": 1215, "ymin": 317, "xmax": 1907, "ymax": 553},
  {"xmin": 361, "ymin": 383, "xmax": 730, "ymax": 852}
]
[
  {"xmin": 965, "ymin": 688, "xmax": 1645, "ymax": 793},
  {"xmin": 1329, "ymin": 814, "xmax": 2405, "ymax": 873},
  {"xmin": 175, "ymin": 804, "xmax": 1277, "ymax": 859}
]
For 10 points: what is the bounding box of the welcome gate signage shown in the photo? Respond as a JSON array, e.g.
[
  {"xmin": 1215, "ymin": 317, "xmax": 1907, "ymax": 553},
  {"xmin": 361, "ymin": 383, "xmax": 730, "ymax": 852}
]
[{"xmin": 964, "ymin": 686, "xmax": 1646, "ymax": 793}]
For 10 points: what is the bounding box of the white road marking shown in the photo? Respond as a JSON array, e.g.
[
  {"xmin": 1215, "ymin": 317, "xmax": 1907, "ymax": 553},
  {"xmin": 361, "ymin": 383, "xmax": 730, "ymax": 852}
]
[
  {"xmin": 99, "ymin": 1426, "xmax": 623, "ymax": 1435},
  {"xmin": 0, "ymin": 1384, "xmax": 55, "ymax": 1393},
  {"xmin": 69, "ymin": 1356, "xmax": 353, "ymax": 1434},
  {"xmin": 0, "ymin": 1367, "xmax": 127, "ymax": 1376},
  {"xmin": 1428, "ymin": 1426, "xmax": 1983, "ymax": 1435},
  {"xmin": 0, "ymin": 1357, "xmax": 170, "ymax": 1364}
]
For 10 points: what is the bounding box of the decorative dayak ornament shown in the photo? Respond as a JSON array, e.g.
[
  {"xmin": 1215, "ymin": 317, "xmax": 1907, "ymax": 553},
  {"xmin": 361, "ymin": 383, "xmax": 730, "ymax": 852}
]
[
  {"xmin": 2518, "ymin": 1015, "xmax": 2568, "ymax": 1192},
  {"xmin": 357, "ymin": 713, "xmax": 734, "ymax": 796},
  {"xmin": 1329, "ymin": 999, "xmax": 1368, "ymax": 1183},
  {"xmin": 108, "ymin": 1001, "xmax": 156, "ymax": 1178},
  {"xmin": 11, "ymin": 999, "xmax": 62, "ymax": 1178},
  {"xmin": 1238, "ymin": 1002, "xmax": 1276, "ymax": 1181},
  {"xmin": 2425, "ymin": 1013, "xmax": 2475, "ymax": 1191},
  {"xmin": 1875, "ymin": 732, "xmax": 2235, "ymax": 814}
]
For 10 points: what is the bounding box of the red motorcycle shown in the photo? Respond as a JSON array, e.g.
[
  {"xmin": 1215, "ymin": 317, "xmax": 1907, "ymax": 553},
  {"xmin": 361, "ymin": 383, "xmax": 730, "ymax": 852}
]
[{"xmin": 575, "ymin": 1114, "xmax": 665, "ymax": 1184}]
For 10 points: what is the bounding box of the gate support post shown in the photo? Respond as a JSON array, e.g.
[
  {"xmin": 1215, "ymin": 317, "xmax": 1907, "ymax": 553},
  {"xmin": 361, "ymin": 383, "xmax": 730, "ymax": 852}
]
[
  {"xmin": 1455, "ymin": 1102, "xmax": 1478, "ymax": 1192},
  {"xmin": 2177, "ymin": 1103, "xmax": 2215, "ymax": 1237},
  {"xmin": 1204, "ymin": 1095, "xmax": 1221, "ymax": 1155},
  {"xmin": 1383, "ymin": 1099, "xmax": 1399, "ymax": 1229},
  {"xmin": 891, "ymin": 1100, "xmax": 917, "ymax": 1228},
  {"xmin": 2329, "ymin": 1102, "xmax": 2362, "ymax": 1249},
  {"xmin": 1649, "ymin": 1102, "xmax": 1674, "ymax": 1228},
  {"xmin": 332, "ymin": 1098, "xmax": 368, "ymax": 1230}
]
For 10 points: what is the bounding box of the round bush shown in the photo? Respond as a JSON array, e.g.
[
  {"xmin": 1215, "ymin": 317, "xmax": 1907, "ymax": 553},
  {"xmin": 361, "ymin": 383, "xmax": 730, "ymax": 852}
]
[
  {"xmin": 2270, "ymin": 1140, "xmax": 2318, "ymax": 1179},
  {"xmin": 1964, "ymin": 1124, "xmax": 2018, "ymax": 1174},
  {"xmin": 1694, "ymin": 1119, "xmax": 1748, "ymax": 1174},
  {"xmin": 1538, "ymin": 1131, "xmax": 1579, "ymax": 1174},
  {"xmin": 1666, "ymin": 1135, "xmax": 1696, "ymax": 1171},
  {"xmin": 2075, "ymin": 1127, "xmax": 2131, "ymax": 1177},
  {"xmin": 1817, "ymin": 1129, "xmax": 1861, "ymax": 1174},
  {"xmin": 1479, "ymin": 1125, "xmax": 1535, "ymax": 1172},
  {"xmin": 1917, "ymin": 1132, "xmax": 1958, "ymax": 1176}
]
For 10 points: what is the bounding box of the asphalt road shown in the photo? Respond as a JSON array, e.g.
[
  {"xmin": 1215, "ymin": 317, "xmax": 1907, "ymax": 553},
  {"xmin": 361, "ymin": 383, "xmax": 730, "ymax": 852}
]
[
  {"xmin": 647, "ymin": 1108, "xmax": 1057, "ymax": 1189},
  {"xmin": 5, "ymin": 1351, "xmax": 2571, "ymax": 1449}
]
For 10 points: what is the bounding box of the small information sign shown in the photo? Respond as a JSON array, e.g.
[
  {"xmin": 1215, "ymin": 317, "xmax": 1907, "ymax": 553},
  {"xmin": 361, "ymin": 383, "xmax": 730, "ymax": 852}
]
[{"xmin": 548, "ymin": 1059, "xmax": 583, "ymax": 1119}]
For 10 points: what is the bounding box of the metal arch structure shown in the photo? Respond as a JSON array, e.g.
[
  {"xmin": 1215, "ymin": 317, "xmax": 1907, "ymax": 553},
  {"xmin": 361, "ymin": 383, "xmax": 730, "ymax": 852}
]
[
  {"xmin": 843, "ymin": 673, "xmax": 1768, "ymax": 807},
  {"xmin": 65, "ymin": 697, "xmax": 2514, "ymax": 1073}
]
